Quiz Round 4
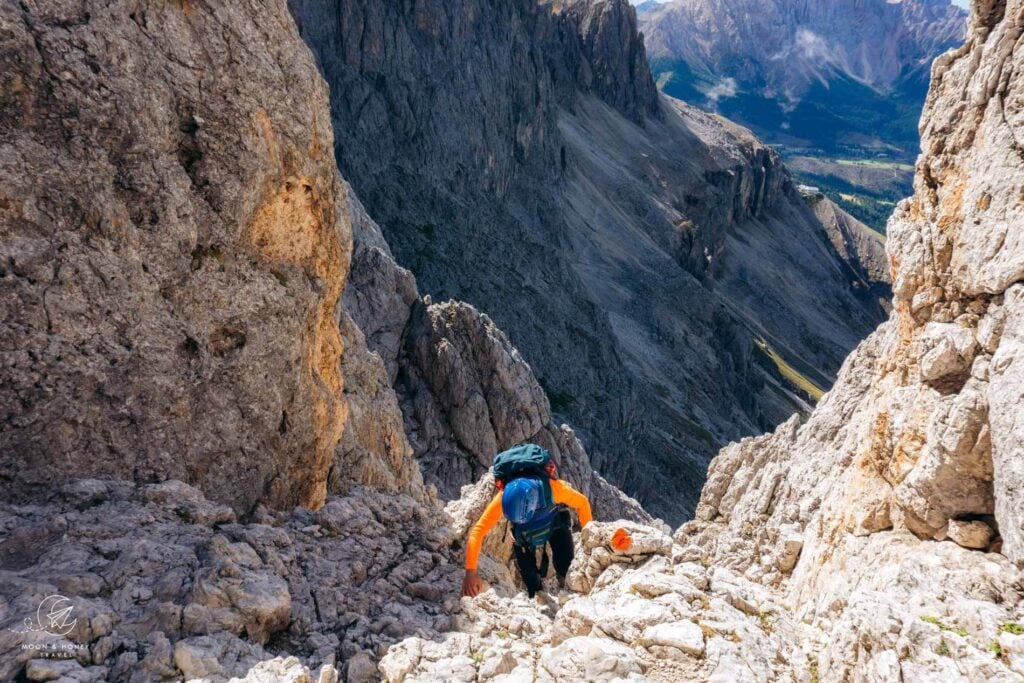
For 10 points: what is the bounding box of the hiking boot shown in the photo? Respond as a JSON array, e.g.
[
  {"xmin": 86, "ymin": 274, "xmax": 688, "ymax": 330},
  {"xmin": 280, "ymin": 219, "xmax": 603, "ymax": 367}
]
[
  {"xmin": 534, "ymin": 591, "xmax": 558, "ymax": 617},
  {"xmin": 556, "ymin": 573, "xmax": 566, "ymax": 589}
]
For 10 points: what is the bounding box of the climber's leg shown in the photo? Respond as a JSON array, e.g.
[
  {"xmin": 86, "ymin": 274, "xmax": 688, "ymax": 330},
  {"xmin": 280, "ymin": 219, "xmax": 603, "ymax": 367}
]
[
  {"xmin": 513, "ymin": 543, "xmax": 543, "ymax": 597},
  {"xmin": 549, "ymin": 512, "xmax": 574, "ymax": 583}
]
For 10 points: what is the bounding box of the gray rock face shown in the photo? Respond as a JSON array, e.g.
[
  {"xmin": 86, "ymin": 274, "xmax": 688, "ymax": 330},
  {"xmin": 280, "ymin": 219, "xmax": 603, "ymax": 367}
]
[
  {"xmin": 399, "ymin": 298, "xmax": 647, "ymax": 521},
  {"xmin": 0, "ymin": 0, "xmax": 353, "ymax": 513},
  {"xmin": 0, "ymin": 480, "xmax": 457, "ymax": 682},
  {"xmin": 0, "ymin": 5, "xmax": 651, "ymax": 680},
  {"xmin": 556, "ymin": 0, "xmax": 661, "ymax": 123},
  {"xmin": 0, "ymin": 0, "xmax": 632, "ymax": 524},
  {"xmin": 338, "ymin": 167, "xmax": 649, "ymax": 523},
  {"xmin": 811, "ymin": 196, "xmax": 892, "ymax": 305},
  {"xmin": 290, "ymin": 0, "xmax": 890, "ymax": 522}
]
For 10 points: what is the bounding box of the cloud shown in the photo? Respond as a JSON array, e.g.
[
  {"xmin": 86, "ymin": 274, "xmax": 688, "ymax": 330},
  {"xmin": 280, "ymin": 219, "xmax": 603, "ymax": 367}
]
[
  {"xmin": 794, "ymin": 29, "xmax": 831, "ymax": 61},
  {"xmin": 706, "ymin": 77, "xmax": 738, "ymax": 105}
]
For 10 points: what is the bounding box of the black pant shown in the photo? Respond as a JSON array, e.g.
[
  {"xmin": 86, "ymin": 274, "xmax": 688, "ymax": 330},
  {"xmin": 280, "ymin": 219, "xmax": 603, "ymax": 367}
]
[{"xmin": 512, "ymin": 510, "xmax": 574, "ymax": 597}]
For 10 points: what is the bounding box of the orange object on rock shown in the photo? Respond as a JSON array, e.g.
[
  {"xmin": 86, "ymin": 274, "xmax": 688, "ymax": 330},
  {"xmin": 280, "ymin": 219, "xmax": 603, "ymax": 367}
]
[{"xmin": 611, "ymin": 528, "xmax": 632, "ymax": 552}]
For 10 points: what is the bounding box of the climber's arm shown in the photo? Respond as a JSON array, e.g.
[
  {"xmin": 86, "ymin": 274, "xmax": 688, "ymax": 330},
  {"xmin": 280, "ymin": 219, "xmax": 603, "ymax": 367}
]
[
  {"xmin": 551, "ymin": 479, "xmax": 592, "ymax": 527},
  {"xmin": 462, "ymin": 491, "xmax": 504, "ymax": 597},
  {"xmin": 464, "ymin": 491, "xmax": 504, "ymax": 571}
]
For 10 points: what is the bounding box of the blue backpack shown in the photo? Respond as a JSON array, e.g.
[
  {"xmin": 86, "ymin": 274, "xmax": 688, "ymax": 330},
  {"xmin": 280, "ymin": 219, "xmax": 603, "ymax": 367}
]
[{"xmin": 492, "ymin": 444, "xmax": 562, "ymax": 549}]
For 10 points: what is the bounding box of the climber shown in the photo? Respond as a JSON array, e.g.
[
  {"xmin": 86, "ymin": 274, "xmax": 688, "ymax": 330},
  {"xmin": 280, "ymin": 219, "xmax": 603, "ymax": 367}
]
[{"xmin": 461, "ymin": 443, "xmax": 592, "ymax": 599}]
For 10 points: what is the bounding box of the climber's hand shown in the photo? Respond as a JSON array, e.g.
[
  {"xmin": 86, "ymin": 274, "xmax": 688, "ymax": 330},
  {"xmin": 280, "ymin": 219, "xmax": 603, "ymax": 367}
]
[{"xmin": 461, "ymin": 569, "xmax": 483, "ymax": 597}]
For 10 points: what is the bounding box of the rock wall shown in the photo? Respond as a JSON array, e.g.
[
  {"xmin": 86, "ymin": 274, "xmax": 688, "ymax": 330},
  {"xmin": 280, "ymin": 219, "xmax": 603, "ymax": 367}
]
[
  {"xmin": 0, "ymin": 5, "xmax": 457, "ymax": 679},
  {"xmin": 0, "ymin": 0, "xmax": 636, "ymax": 521},
  {"xmin": 812, "ymin": 195, "xmax": 892, "ymax": 305},
  {"xmin": 686, "ymin": 0, "xmax": 1024, "ymax": 573},
  {"xmin": 398, "ymin": 298, "xmax": 648, "ymax": 521},
  {"xmin": 340, "ymin": 179, "xmax": 650, "ymax": 522},
  {"xmin": 0, "ymin": 0, "xmax": 354, "ymax": 513},
  {"xmin": 554, "ymin": 0, "xmax": 661, "ymax": 123}
]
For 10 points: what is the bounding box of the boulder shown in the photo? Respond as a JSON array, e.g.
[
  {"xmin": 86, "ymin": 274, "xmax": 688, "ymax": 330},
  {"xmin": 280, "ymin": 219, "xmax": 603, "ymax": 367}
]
[
  {"xmin": 538, "ymin": 636, "xmax": 643, "ymax": 681},
  {"xmin": 641, "ymin": 620, "xmax": 706, "ymax": 657},
  {"xmin": 946, "ymin": 520, "xmax": 993, "ymax": 550},
  {"xmin": 918, "ymin": 323, "xmax": 978, "ymax": 382}
]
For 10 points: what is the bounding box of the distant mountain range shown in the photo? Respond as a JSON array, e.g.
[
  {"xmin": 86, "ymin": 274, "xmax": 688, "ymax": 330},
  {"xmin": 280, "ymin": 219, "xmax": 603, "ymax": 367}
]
[{"xmin": 637, "ymin": 0, "xmax": 967, "ymax": 158}]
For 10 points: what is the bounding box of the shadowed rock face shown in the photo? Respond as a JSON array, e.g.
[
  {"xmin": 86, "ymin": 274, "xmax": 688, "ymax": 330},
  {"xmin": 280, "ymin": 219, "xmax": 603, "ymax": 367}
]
[
  {"xmin": 290, "ymin": 0, "xmax": 891, "ymax": 522},
  {"xmin": 341, "ymin": 188, "xmax": 651, "ymax": 523},
  {"xmin": 0, "ymin": 0, "xmax": 352, "ymax": 513},
  {"xmin": 0, "ymin": 0, "xmax": 645, "ymax": 517},
  {"xmin": 811, "ymin": 195, "xmax": 892, "ymax": 306}
]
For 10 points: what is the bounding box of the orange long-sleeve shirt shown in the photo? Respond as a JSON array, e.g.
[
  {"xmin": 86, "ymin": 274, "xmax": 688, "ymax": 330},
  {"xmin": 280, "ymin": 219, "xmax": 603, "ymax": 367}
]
[{"xmin": 464, "ymin": 479, "xmax": 592, "ymax": 570}]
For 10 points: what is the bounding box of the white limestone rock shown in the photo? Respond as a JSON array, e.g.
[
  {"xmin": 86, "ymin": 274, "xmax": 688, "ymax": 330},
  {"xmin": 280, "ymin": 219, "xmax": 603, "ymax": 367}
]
[
  {"xmin": 918, "ymin": 322, "xmax": 978, "ymax": 382},
  {"xmin": 999, "ymin": 631, "xmax": 1024, "ymax": 677},
  {"xmin": 679, "ymin": 3, "xmax": 1024, "ymax": 681},
  {"xmin": 990, "ymin": 284, "xmax": 1024, "ymax": 563},
  {"xmin": 537, "ymin": 636, "xmax": 643, "ymax": 681},
  {"xmin": 225, "ymin": 657, "xmax": 339, "ymax": 683},
  {"xmin": 641, "ymin": 620, "xmax": 705, "ymax": 657}
]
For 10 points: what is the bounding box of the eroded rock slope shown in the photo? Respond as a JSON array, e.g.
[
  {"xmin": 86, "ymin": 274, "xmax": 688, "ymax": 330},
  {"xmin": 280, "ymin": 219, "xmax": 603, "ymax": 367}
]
[
  {"xmin": 677, "ymin": 0, "xmax": 1024, "ymax": 663},
  {"xmin": 290, "ymin": 0, "xmax": 892, "ymax": 521},
  {"xmin": 343, "ymin": 192, "xmax": 648, "ymax": 522}
]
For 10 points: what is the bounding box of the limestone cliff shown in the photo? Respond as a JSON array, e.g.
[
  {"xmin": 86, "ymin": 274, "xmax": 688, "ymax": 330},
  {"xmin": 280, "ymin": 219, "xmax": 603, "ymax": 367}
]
[
  {"xmin": 0, "ymin": 0, "xmax": 370, "ymax": 514},
  {"xmin": 680, "ymin": 0, "xmax": 1024, "ymax": 676},
  {"xmin": 684, "ymin": 0, "xmax": 1024, "ymax": 576}
]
